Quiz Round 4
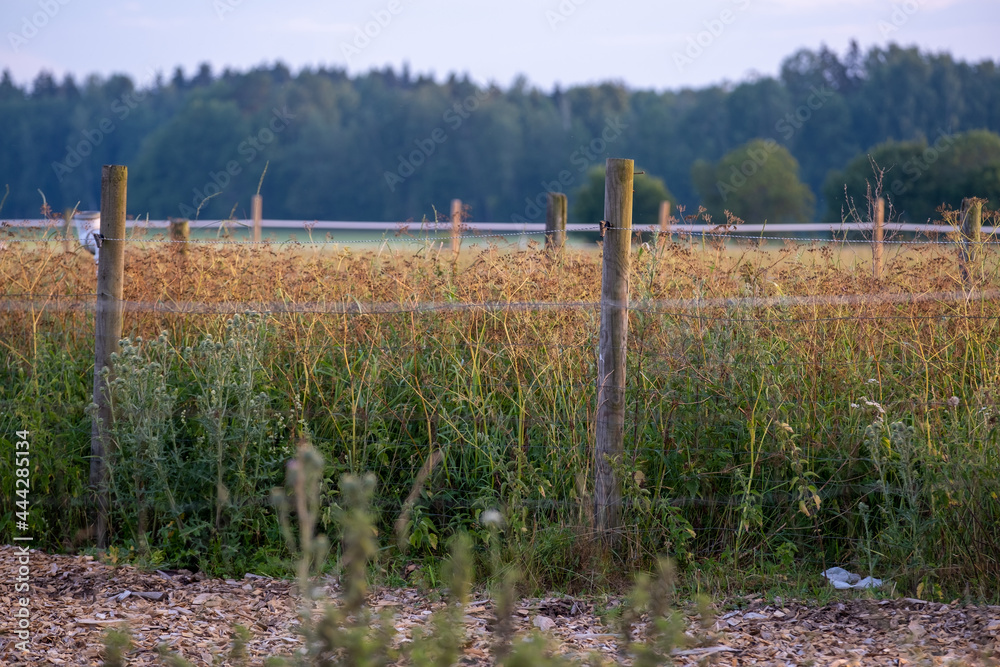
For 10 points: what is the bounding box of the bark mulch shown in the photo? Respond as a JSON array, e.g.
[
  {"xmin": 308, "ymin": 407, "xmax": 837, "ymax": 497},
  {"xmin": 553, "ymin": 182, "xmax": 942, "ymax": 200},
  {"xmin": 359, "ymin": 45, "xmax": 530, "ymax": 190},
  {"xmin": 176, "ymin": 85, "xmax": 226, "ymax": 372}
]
[{"xmin": 2, "ymin": 545, "xmax": 998, "ymax": 665}]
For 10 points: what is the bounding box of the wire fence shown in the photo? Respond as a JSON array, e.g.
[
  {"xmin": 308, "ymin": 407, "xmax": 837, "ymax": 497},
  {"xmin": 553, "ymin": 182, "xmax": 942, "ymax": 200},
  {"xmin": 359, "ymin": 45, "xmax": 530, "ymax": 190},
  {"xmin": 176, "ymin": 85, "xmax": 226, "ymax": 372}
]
[
  {"xmin": 4, "ymin": 217, "xmax": 1000, "ymax": 245},
  {"xmin": 3, "ymin": 214, "xmax": 1000, "ymax": 584}
]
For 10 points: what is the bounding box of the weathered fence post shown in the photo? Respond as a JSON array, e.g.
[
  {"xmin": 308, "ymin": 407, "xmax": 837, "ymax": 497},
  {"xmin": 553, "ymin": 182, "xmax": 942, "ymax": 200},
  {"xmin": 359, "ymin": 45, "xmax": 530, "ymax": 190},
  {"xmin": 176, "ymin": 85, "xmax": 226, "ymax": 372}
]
[
  {"xmin": 659, "ymin": 200, "xmax": 671, "ymax": 242},
  {"xmin": 545, "ymin": 192, "xmax": 567, "ymax": 251},
  {"xmin": 62, "ymin": 207, "xmax": 73, "ymax": 253},
  {"xmin": 169, "ymin": 218, "xmax": 189, "ymax": 253},
  {"xmin": 873, "ymin": 197, "xmax": 884, "ymax": 280},
  {"xmin": 252, "ymin": 194, "xmax": 263, "ymax": 243},
  {"xmin": 91, "ymin": 165, "xmax": 127, "ymax": 550},
  {"xmin": 451, "ymin": 198, "xmax": 462, "ymax": 261},
  {"xmin": 595, "ymin": 158, "xmax": 633, "ymax": 548},
  {"xmin": 960, "ymin": 197, "xmax": 984, "ymax": 288}
]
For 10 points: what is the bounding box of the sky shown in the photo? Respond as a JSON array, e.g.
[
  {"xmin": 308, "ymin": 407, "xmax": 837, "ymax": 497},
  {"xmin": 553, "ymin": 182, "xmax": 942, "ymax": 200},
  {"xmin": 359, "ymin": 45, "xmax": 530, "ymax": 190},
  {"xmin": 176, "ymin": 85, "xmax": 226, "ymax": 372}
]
[{"xmin": 2, "ymin": 0, "xmax": 999, "ymax": 92}]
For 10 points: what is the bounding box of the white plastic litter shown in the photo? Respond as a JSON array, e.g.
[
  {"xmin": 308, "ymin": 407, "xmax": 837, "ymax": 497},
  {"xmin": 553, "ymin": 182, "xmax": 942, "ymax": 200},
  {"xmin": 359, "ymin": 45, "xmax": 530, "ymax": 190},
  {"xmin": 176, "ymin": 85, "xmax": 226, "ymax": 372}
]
[
  {"xmin": 75, "ymin": 211, "xmax": 101, "ymax": 264},
  {"xmin": 823, "ymin": 567, "xmax": 882, "ymax": 590}
]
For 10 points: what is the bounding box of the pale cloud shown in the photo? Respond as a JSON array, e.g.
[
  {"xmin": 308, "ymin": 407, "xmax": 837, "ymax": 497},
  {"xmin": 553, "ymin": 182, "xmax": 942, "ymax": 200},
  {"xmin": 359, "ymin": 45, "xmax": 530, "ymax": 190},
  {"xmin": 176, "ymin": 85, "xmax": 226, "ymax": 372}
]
[
  {"xmin": 763, "ymin": 0, "xmax": 964, "ymax": 8},
  {"xmin": 101, "ymin": 1, "xmax": 190, "ymax": 30},
  {"xmin": 110, "ymin": 16, "xmax": 191, "ymax": 30},
  {"xmin": 283, "ymin": 18, "xmax": 354, "ymax": 35},
  {"xmin": 0, "ymin": 50, "xmax": 67, "ymax": 83}
]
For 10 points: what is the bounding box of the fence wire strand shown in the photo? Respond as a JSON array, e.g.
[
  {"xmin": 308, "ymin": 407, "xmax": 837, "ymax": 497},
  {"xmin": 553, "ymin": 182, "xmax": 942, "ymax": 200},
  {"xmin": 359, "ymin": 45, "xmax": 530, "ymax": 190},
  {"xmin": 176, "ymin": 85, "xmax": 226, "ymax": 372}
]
[
  {"xmin": 4, "ymin": 220, "xmax": 1000, "ymax": 245},
  {"xmin": 5, "ymin": 289, "xmax": 1000, "ymax": 315}
]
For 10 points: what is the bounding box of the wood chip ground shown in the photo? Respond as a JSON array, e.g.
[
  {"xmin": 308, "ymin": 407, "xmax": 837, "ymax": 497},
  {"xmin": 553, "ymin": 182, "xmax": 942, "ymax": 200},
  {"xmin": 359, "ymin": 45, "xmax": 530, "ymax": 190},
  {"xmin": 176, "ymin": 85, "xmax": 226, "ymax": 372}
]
[{"xmin": 2, "ymin": 546, "xmax": 998, "ymax": 665}]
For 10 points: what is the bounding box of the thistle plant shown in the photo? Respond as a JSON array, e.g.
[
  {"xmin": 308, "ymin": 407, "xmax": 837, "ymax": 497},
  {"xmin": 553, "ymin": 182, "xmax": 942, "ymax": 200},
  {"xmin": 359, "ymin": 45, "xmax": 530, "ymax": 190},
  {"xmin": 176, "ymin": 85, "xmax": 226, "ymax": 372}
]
[{"xmin": 103, "ymin": 332, "xmax": 181, "ymax": 554}]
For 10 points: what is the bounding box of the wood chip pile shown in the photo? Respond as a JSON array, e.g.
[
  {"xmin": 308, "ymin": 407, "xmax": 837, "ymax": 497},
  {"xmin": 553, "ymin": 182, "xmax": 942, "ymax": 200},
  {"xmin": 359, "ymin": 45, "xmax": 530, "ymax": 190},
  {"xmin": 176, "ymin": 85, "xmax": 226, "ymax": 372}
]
[{"xmin": 1, "ymin": 546, "xmax": 998, "ymax": 665}]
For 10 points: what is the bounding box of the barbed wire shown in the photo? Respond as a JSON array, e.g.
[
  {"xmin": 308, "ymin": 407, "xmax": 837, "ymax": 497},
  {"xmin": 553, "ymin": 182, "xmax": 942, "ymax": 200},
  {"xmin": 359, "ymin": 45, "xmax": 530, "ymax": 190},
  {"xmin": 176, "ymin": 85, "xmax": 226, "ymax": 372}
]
[
  {"xmin": 0, "ymin": 293, "xmax": 99, "ymax": 299},
  {"xmin": 661, "ymin": 230, "xmax": 1000, "ymax": 246},
  {"xmin": 5, "ymin": 285, "xmax": 1000, "ymax": 313},
  {"xmin": 1, "ymin": 225, "xmax": 602, "ymax": 246},
  {"xmin": 3, "ymin": 222, "xmax": 1000, "ymax": 246},
  {"xmin": 637, "ymin": 310, "xmax": 1000, "ymax": 323}
]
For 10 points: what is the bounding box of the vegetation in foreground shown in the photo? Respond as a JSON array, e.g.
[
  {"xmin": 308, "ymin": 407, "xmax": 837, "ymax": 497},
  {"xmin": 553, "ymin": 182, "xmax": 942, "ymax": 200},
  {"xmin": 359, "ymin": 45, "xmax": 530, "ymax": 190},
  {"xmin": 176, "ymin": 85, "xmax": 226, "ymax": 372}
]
[
  {"xmin": 3, "ymin": 216, "xmax": 1000, "ymax": 604},
  {"xmin": 99, "ymin": 441, "xmax": 997, "ymax": 666},
  {"xmin": 108, "ymin": 441, "xmax": 702, "ymax": 666}
]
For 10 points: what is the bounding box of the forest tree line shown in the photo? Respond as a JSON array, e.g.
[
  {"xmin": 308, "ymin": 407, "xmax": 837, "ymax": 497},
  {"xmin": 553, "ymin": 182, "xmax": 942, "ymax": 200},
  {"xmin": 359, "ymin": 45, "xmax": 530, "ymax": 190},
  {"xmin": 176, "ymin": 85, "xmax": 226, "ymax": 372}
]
[{"xmin": 1, "ymin": 41, "xmax": 999, "ymax": 226}]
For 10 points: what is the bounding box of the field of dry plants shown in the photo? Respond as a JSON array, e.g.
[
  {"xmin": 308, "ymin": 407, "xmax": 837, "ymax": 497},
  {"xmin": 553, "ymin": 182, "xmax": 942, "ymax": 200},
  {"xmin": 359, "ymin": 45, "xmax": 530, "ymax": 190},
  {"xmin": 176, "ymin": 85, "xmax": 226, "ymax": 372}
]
[{"xmin": 3, "ymin": 228, "xmax": 1000, "ymax": 659}]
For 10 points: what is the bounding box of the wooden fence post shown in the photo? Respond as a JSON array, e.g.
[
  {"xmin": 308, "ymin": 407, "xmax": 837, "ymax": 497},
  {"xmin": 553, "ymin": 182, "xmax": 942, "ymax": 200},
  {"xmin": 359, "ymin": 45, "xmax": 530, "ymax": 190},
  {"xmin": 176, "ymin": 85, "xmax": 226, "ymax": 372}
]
[
  {"xmin": 659, "ymin": 200, "xmax": 671, "ymax": 242},
  {"xmin": 960, "ymin": 197, "xmax": 984, "ymax": 288},
  {"xmin": 252, "ymin": 194, "xmax": 263, "ymax": 243},
  {"xmin": 873, "ymin": 197, "xmax": 884, "ymax": 280},
  {"xmin": 595, "ymin": 158, "xmax": 633, "ymax": 548},
  {"xmin": 546, "ymin": 192, "xmax": 567, "ymax": 251},
  {"xmin": 451, "ymin": 198, "xmax": 462, "ymax": 260},
  {"xmin": 169, "ymin": 218, "xmax": 189, "ymax": 253},
  {"xmin": 91, "ymin": 165, "xmax": 127, "ymax": 550},
  {"xmin": 62, "ymin": 208, "xmax": 73, "ymax": 253}
]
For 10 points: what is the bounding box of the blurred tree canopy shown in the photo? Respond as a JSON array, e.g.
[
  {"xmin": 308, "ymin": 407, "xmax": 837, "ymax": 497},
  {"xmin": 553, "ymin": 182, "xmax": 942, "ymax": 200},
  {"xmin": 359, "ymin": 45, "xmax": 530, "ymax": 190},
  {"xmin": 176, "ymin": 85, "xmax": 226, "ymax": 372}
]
[
  {"xmin": 1, "ymin": 42, "xmax": 999, "ymax": 224},
  {"xmin": 692, "ymin": 139, "xmax": 814, "ymax": 224},
  {"xmin": 824, "ymin": 130, "xmax": 1000, "ymax": 222},
  {"xmin": 571, "ymin": 166, "xmax": 676, "ymax": 228}
]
